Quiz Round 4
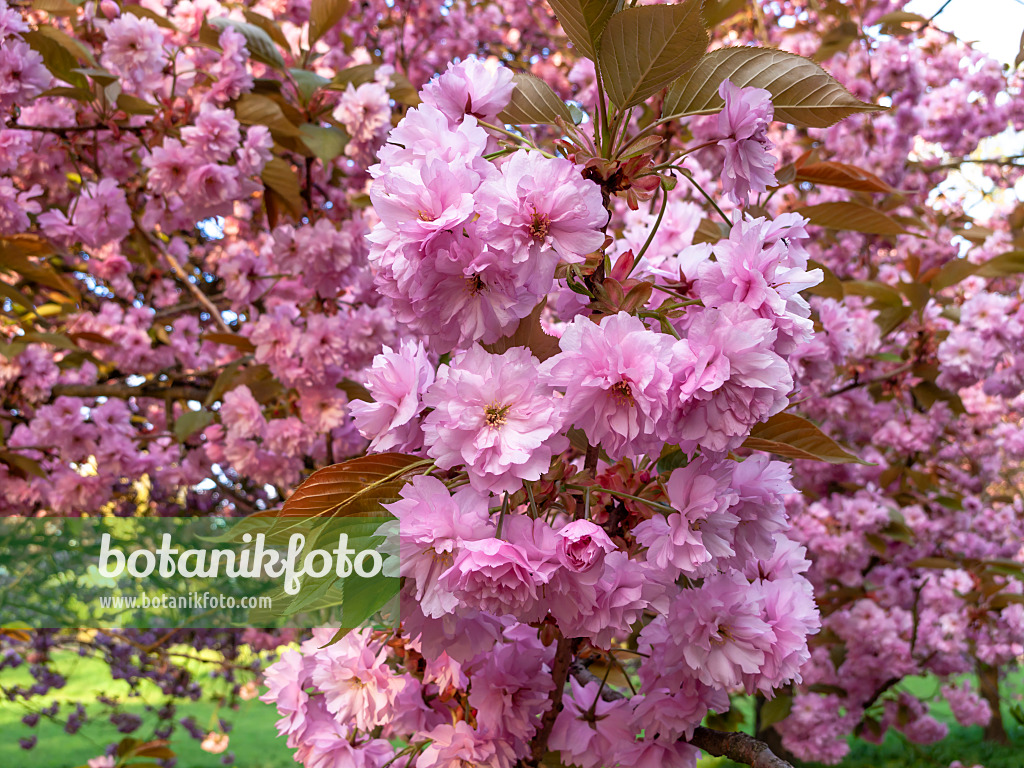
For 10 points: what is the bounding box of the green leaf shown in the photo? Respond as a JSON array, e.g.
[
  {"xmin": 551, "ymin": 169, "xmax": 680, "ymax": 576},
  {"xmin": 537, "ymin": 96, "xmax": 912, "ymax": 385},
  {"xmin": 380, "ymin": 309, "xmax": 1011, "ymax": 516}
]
[
  {"xmin": 743, "ymin": 412, "xmax": 870, "ymax": 465},
  {"xmin": 31, "ymin": 0, "xmax": 79, "ymax": 15},
  {"xmin": 798, "ymin": 202, "xmax": 910, "ymax": 236},
  {"xmin": 805, "ymin": 259, "xmax": 843, "ymax": 300},
  {"xmin": 910, "ymin": 557, "xmax": 961, "ymax": 570},
  {"xmin": 23, "ymin": 29, "xmax": 86, "ymax": 89},
  {"xmin": 498, "ymin": 73, "xmax": 573, "ymax": 125},
  {"xmin": 931, "ymin": 257, "xmax": 980, "ymax": 290},
  {"xmin": 663, "ymin": 46, "xmax": 883, "ymax": 128},
  {"xmin": 271, "ymin": 454, "xmax": 431, "ymax": 518},
  {"xmin": 290, "ymin": 69, "xmax": 330, "ymax": 101},
  {"xmin": 795, "ymin": 161, "xmax": 893, "ymax": 193},
  {"xmin": 482, "ymin": 301, "xmax": 561, "ymax": 361},
  {"xmin": 299, "ymin": 124, "xmax": 349, "ymax": 164},
  {"xmin": 598, "ymin": 1, "xmax": 708, "ymax": 109},
  {"xmin": 116, "ymin": 93, "xmax": 157, "ymax": 115},
  {"xmin": 233, "ymin": 93, "xmax": 303, "ymax": 138},
  {"xmin": 309, "ymin": 0, "xmax": 351, "ymax": 47},
  {"xmin": 0, "ymin": 451, "xmax": 46, "ymax": 480},
  {"xmin": 547, "ymin": 0, "xmax": 617, "ymax": 60},
  {"xmin": 243, "ymin": 10, "xmax": 291, "ymax": 50},
  {"xmin": 209, "ymin": 18, "xmax": 286, "ymax": 70},
  {"xmin": 122, "ymin": 4, "xmax": 179, "ymax": 30},
  {"xmin": 174, "ymin": 410, "xmax": 215, "ymax": 442},
  {"xmin": 758, "ymin": 693, "xmax": 793, "ymax": 731},
  {"xmin": 975, "ymin": 250, "xmax": 1024, "ymax": 279},
  {"xmin": 261, "ymin": 157, "xmax": 304, "ymax": 218},
  {"xmin": 931, "ymin": 251, "xmax": 1024, "ymax": 290},
  {"xmin": 327, "ymin": 63, "xmax": 379, "ymax": 91}
]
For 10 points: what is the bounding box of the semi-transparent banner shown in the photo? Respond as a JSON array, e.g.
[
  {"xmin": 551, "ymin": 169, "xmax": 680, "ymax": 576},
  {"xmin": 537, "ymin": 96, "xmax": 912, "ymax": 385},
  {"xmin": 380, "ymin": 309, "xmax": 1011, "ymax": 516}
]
[{"xmin": 0, "ymin": 516, "xmax": 398, "ymax": 629}]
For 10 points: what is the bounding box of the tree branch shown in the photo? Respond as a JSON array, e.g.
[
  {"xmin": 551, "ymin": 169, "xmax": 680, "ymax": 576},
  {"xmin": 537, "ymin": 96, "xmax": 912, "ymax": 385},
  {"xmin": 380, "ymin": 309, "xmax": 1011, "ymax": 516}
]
[
  {"xmin": 568, "ymin": 661, "xmax": 796, "ymax": 768},
  {"xmin": 527, "ymin": 634, "xmax": 575, "ymax": 766},
  {"xmin": 52, "ymin": 383, "xmax": 208, "ymax": 401}
]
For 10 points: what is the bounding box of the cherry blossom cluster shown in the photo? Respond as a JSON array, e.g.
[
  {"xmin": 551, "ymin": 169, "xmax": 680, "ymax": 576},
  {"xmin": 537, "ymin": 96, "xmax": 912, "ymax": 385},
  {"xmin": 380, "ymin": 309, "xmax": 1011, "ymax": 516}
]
[{"xmin": 263, "ymin": 53, "xmax": 826, "ymax": 768}]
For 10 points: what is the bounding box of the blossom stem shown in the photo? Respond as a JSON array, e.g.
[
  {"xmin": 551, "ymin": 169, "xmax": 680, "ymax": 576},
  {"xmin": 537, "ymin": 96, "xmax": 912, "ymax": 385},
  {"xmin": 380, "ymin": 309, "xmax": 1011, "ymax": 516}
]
[
  {"xmin": 633, "ymin": 185, "xmax": 670, "ymax": 266},
  {"xmin": 676, "ymin": 169, "xmax": 730, "ymax": 224},
  {"xmin": 495, "ymin": 491, "xmax": 509, "ymax": 539}
]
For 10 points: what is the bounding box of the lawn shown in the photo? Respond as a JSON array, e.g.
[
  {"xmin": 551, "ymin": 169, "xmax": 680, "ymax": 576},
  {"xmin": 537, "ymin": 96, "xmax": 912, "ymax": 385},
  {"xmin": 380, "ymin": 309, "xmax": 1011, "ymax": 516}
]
[{"xmin": 1, "ymin": 650, "xmax": 1020, "ymax": 768}]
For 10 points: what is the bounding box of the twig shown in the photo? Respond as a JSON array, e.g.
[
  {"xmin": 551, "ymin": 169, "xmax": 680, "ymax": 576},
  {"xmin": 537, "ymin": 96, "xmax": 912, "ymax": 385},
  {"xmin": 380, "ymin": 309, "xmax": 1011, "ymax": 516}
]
[
  {"xmin": 527, "ymin": 634, "xmax": 575, "ymax": 766},
  {"xmin": 160, "ymin": 247, "xmax": 234, "ymax": 334},
  {"xmin": 568, "ymin": 662, "xmax": 796, "ymax": 768},
  {"xmin": 52, "ymin": 383, "xmax": 208, "ymax": 401}
]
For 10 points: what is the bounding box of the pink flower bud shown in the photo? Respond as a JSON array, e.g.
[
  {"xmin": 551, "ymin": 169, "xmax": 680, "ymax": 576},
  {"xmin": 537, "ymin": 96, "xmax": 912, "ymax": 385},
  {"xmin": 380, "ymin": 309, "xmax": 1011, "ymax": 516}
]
[{"xmin": 556, "ymin": 520, "xmax": 615, "ymax": 575}]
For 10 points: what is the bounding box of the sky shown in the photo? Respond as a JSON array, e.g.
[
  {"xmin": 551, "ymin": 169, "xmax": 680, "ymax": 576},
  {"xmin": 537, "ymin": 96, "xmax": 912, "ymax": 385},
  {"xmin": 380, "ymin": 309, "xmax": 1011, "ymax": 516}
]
[{"xmin": 905, "ymin": 0, "xmax": 1024, "ymax": 64}]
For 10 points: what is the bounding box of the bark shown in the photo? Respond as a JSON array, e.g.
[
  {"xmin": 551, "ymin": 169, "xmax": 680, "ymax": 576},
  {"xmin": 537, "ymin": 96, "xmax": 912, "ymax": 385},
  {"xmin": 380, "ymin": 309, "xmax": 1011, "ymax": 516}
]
[
  {"xmin": 568, "ymin": 660, "xmax": 796, "ymax": 768},
  {"xmin": 977, "ymin": 659, "xmax": 1009, "ymax": 745}
]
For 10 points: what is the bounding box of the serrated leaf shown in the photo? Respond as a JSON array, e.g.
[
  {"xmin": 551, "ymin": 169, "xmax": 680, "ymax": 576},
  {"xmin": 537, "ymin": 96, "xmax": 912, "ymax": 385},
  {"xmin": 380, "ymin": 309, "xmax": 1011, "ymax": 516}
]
[
  {"xmin": 975, "ymin": 250, "xmax": 1024, "ymax": 279},
  {"xmin": 548, "ymin": 0, "xmax": 617, "ymax": 60},
  {"xmin": 200, "ymin": 332, "xmax": 256, "ymax": 353},
  {"xmin": 116, "ymin": 93, "xmax": 157, "ymax": 115},
  {"xmin": 795, "ymin": 161, "xmax": 893, "ymax": 193},
  {"xmin": 598, "ymin": 1, "xmax": 709, "ymax": 109},
  {"xmin": 798, "ymin": 202, "xmax": 909, "ymax": 236},
  {"xmin": 122, "ymin": 4, "xmax": 179, "ymax": 30},
  {"xmin": 290, "ymin": 69, "xmax": 330, "ymax": 101},
  {"xmin": 930, "ymin": 257, "xmax": 979, "ymax": 291},
  {"xmin": 703, "ymin": 0, "xmax": 748, "ymax": 27},
  {"xmin": 805, "ymin": 258, "xmax": 843, "ymax": 300},
  {"xmin": 910, "ymin": 557, "xmax": 961, "ymax": 570},
  {"xmin": 299, "ymin": 123, "xmax": 349, "ymax": 164},
  {"xmin": 841, "ymin": 279, "xmax": 904, "ymax": 307},
  {"xmin": 30, "ymin": 24, "xmax": 97, "ymax": 69},
  {"xmin": 0, "ymin": 282, "xmax": 35, "ymax": 312},
  {"xmin": 0, "ymin": 235, "xmax": 79, "ymax": 302},
  {"xmin": 498, "ymin": 73, "xmax": 573, "ymax": 125},
  {"xmin": 327, "ymin": 63, "xmax": 378, "ymax": 91},
  {"xmin": 663, "ymin": 46, "xmax": 883, "ymax": 128},
  {"xmin": 309, "ymin": 0, "xmax": 351, "ymax": 46},
  {"xmin": 243, "ymin": 10, "xmax": 291, "ymax": 50},
  {"xmin": 482, "ymin": 301, "xmax": 560, "ymax": 361},
  {"xmin": 0, "ymin": 451, "xmax": 46, "ymax": 479},
  {"xmin": 261, "ymin": 157, "xmax": 304, "ymax": 218},
  {"xmin": 272, "ymin": 454, "xmax": 431, "ymax": 518},
  {"xmin": 23, "ymin": 29, "xmax": 83, "ymax": 89},
  {"xmin": 72, "ymin": 66, "xmax": 117, "ymax": 86},
  {"xmin": 31, "ymin": 0, "xmax": 78, "ymax": 15},
  {"xmin": 743, "ymin": 412, "xmax": 869, "ymax": 465},
  {"xmin": 173, "ymin": 410, "xmax": 215, "ymax": 442},
  {"xmin": 234, "ymin": 93, "xmax": 302, "ymax": 138},
  {"xmin": 210, "ymin": 18, "xmax": 285, "ymax": 70}
]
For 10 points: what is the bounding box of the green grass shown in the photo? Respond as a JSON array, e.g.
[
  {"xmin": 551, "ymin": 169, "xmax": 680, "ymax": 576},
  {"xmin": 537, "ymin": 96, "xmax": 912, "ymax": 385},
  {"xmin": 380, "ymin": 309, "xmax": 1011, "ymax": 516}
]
[
  {"xmin": 2, "ymin": 651, "xmax": 1021, "ymax": 768},
  {"xmin": 0, "ymin": 649, "xmax": 293, "ymax": 768},
  {"xmin": 699, "ymin": 673, "xmax": 1024, "ymax": 768}
]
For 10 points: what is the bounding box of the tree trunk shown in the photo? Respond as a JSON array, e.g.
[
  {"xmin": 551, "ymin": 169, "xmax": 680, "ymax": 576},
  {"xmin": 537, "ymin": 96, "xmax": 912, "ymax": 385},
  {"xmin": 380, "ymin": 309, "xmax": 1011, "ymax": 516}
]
[{"xmin": 977, "ymin": 660, "xmax": 1009, "ymax": 744}]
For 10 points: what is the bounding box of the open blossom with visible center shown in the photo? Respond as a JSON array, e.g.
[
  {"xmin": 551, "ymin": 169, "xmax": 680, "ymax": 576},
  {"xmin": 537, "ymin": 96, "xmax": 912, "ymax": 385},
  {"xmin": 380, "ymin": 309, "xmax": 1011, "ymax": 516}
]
[
  {"xmin": 350, "ymin": 339, "xmax": 434, "ymax": 453},
  {"xmin": 422, "ymin": 345, "xmax": 567, "ymax": 494},
  {"xmin": 714, "ymin": 79, "xmax": 778, "ymax": 204},
  {"xmin": 309, "ymin": 629, "xmax": 405, "ymax": 732},
  {"xmin": 477, "ymin": 149, "xmax": 607, "ymax": 271},
  {"xmin": 541, "ymin": 312, "xmax": 678, "ymax": 460},
  {"xmin": 642, "ymin": 572, "xmax": 776, "ymax": 690}
]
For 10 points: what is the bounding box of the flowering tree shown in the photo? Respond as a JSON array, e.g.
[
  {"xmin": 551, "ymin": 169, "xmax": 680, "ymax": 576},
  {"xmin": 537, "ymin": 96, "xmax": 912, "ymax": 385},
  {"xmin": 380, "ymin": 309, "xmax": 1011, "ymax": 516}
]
[{"xmin": 3, "ymin": 0, "xmax": 1023, "ymax": 766}]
